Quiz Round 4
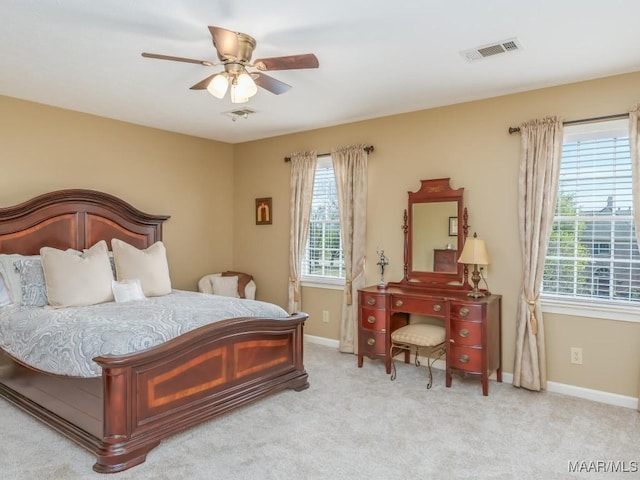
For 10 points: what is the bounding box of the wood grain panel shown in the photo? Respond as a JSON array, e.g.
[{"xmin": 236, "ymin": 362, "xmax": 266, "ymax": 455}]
[
  {"xmin": 146, "ymin": 348, "xmax": 228, "ymax": 408},
  {"xmin": 234, "ymin": 339, "xmax": 291, "ymax": 379}
]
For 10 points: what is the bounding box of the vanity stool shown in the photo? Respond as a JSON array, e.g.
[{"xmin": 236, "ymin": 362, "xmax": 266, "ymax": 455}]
[{"xmin": 390, "ymin": 323, "xmax": 446, "ymax": 389}]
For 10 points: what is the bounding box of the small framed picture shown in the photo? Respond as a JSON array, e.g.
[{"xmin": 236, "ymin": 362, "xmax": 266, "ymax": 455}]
[
  {"xmin": 448, "ymin": 216, "xmax": 458, "ymax": 236},
  {"xmin": 256, "ymin": 198, "xmax": 272, "ymax": 225}
]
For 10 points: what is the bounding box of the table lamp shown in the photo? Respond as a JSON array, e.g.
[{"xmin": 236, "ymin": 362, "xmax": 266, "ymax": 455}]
[{"xmin": 457, "ymin": 232, "xmax": 490, "ymax": 298}]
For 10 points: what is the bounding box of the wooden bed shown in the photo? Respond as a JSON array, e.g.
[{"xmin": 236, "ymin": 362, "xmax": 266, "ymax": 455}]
[{"xmin": 0, "ymin": 189, "xmax": 309, "ymax": 473}]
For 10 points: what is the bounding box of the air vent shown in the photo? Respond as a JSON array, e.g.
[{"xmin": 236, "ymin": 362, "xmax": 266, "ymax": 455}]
[
  {"xmin": 461, "ymin": 38, "xmax": 523, "ymax": 62},
  {"xmin": 222, "ymin": 108, "xmax": 256, "ymax": 121}
]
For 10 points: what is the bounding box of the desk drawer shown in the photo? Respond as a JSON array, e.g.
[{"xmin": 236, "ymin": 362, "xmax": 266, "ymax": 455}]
[
  {"xmin": 360, "ymin": 308, "xmax": 386, "ymax": 330},
  {"xmin": 449, "ymin": 345, "xmax": 482, "ymax": 373},
  {"xmin": 450, "ymin": 303, "xmax": 483, "ymax": 322},
  {"xmin": 450, "ymin": 320, "xmax": 482, "ymax": 346},
  {"xmin": 359, "ymin": 330, "xmax": 387, "ymax": 356},
  {"xmin": 390, "ymin": 295, "xmax": 445, "ymax": 317},
  {"xmin": 360, "ymin": 292, "xmax": 387, "ymax": 309}
]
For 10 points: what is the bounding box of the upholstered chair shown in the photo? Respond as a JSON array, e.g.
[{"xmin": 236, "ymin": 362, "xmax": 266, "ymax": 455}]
[{"xmin": 198, "ymin": 271, "xmax": 256, "ymax": 300}]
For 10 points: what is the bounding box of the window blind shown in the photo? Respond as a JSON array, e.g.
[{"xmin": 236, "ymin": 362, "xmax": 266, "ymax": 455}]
[
  {"xmin": 301, "ymin": 157, "xmax": 345, "ymax": 279},
  {"xmin": 543, "ymin": 120, "xmax": 639, "ymax": 303}
]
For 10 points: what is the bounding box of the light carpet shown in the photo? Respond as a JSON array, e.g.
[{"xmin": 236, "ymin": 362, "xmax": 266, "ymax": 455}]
[{"xmin": 0, "ymin": 342, "xmax": 638, "ymax": 479}]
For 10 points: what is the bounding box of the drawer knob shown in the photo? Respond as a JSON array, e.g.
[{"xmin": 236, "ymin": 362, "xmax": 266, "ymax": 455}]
[
  {"xmin": 395, "ymin": 299, "xmax": 404, "ymax": 307},
  {"xmin": 459, "ymin": 307, "xmax": 470, "ymax": 317},
  {"xmin": 433, "ymin": 304, "xmax": 442, "ymax": 312},
  {"xmin": 367, "ymin": 338, "xmax": 376, "ymax": 346},
  {"xmin": 459, "ymin": 328, "xmax": 470, "ymax": 338},
  {"xmin": 459, "ymin": 354, "xmax": 470, "ymax": 364},
  {"xmin": 367, "ymin": 298, "xmax": 376, "ymax": 306},
  {"xmin": 367, "ymin": 315, "xmax": 376, "ymax": 324}
]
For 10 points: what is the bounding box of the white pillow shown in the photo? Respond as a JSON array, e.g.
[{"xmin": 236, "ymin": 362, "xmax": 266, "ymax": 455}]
[
  {"xmin": 210, "ymin": 275, "xmax": 240, "ymax": 298},
  {"xmin": 111, "ymin": 239, "xmax": 172, "ymax": 297},
  {"xmin": 112, "ymin": 279, "xmax": 146, "ymax": 303},
  {"xmin": 40, "ymin": 240, "xmax": 114, "ymax": 307}
]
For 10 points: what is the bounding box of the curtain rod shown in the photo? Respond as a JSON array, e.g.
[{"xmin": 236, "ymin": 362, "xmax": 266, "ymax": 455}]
[
  {"xmin": 508, "ymin": 113, "xmax": 629, "ymax": 134},
  {"xmin": 284, "ymin": 145, "xmax": 374, "ymax": 162}
]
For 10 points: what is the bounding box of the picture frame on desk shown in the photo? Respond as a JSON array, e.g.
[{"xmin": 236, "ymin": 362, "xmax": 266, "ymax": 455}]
[{"xmin": 448, "ymin": 216, "xmax": 458, "ymax": 236}]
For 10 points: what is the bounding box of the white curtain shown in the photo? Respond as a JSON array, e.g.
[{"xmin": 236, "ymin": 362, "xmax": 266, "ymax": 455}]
[
  {"xmin": 332, "ymin": 145, "xmax": 368, "ymax": 353},
  {"xmin": 514, "ymin": 117, "xmax": 563, "ymax": 391},
  {"xmin": 288, "ymin": 151, "xmax": 317, "ymax": 313}
]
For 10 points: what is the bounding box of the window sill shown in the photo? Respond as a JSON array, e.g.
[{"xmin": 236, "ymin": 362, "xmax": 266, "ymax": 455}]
[
  {"xmin": 541, "ymin": 297, "xmax": 640, "ymax": 324},
  {"xmin": 301, "ymin": 278, "xmax": 345, "ymax": 291}
]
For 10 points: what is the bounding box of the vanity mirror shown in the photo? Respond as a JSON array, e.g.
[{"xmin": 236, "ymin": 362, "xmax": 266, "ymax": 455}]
[{"xmin": 392, "ymin": 178, "xmax": 469, "ymax": 289}]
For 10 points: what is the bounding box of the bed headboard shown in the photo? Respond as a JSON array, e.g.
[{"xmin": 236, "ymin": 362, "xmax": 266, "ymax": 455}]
[{"xmin": 0, "ymin": 189, "xmax": 170, "ymax": 255}]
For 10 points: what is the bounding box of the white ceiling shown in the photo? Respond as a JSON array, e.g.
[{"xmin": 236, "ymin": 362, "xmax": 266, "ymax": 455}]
[{"xmin": 2, "ymin": 1, "xmax": 640, "ymax": 144}]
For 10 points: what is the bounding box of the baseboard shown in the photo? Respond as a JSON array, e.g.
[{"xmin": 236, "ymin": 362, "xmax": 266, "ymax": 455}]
[
  {"xmin": 543, "ymin": 379, "xmax": 638, "ymax": 409},
  {"xmin": 304, "ymin": 335, "xmax": 639, "ymax": 410},
  {"xmin": 304, "ymin": 334, "xmax": 340, "ymax": 349}
]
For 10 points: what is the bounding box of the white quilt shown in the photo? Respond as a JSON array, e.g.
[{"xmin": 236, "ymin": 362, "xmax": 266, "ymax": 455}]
[{"xmin": 0, "ymin": 290, "xmax": 289, "ymax": 378}]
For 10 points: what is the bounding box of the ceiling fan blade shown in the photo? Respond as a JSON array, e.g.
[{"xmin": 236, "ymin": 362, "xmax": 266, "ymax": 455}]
[
  {"xmin": 253, "ymin": 54, "xmax": 319, "ymax": 71},
  {"xmin": 189, "ymin": 73, "xmax": 218, "ymax": 90},
  {"xmin": 141, "ymin": 52, "xmax": 214, "ymax": 67},
  {"xmin": 253, "ymin": 73, "xmax": 292, "ymax": 95},
  {"xmin": 209, "ymin": 25, "xmax": 240, "ymax": 58}
]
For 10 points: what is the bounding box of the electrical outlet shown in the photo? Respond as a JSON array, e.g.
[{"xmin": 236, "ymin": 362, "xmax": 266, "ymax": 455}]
[
  {"xmin": 480, "ymin": 266, "xmax": 488, "ymax": 279},
  {"xmin": 322, "ymin": 310, "xmax": 329, "ymax": 323},
  {"xmin": 570, "ymin": 347, "xmax": 583, "ymax": 365}
]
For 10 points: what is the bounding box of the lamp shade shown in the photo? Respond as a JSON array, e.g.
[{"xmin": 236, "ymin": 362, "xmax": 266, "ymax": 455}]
[
  {"xmin": 236, "ymin": 72, "xmax": 258, "ymax": 97},
  {"xmin": 230, "ymin": 83, "xmax": 249, "ymax": 104},
  {"xmin": 206, "ymin": 73, "xmax": 229, "ymax": 99},
  {"xmin": 458, "ymin": 235, "xmax": 490, "ymax": 265}
]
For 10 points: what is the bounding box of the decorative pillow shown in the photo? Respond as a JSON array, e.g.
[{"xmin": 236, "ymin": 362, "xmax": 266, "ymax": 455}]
[
  {"xmin": 0, "ymin": 254, "xmax": 36, "ymax": 305},
  {"xmin": 210, "ymin": 275, "xmax": 240, "ymax": 298},
  {"xmin": 0, "ymin": 273, "xmax": 11, "ymax": 307},
  {"xmin": 221, "ymin": 271, "xmax": 254, "ymax": 299},
  {"xmin": 40, "ymin": 240, "xmax": 114, "ymax": 307},
  {"xmin": 14, "ymin": 258, "xmax": 48, "ymax": 307},
  {"xmin": 85, "ymin": 249, "xmax": 116, "ymax": 277},
  {"xmin": 111, "ymin": 279, "xmax": 146, "ymax": 303},
  {"xmin": 111, "ymin": 239, "xmax": 172, "ymax": 297}
]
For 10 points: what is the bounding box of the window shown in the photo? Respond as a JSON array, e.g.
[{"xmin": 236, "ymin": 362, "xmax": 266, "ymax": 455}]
[
  {"xmin": 542, "ymin": 119, "xmax": 640, "ymax": 308},
  {"xmin": 301, "ymin": 156, "xmax": 345, "ymax": 285}
]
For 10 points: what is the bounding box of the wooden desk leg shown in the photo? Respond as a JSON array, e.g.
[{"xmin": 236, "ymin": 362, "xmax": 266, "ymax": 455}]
[
  {"xmin": 482, "ymin": 375, "xmax": 489, "ymax": 396},
  {"xmin": 357, "ymin": 354, "xmax": 363, "ymax": 368},
  {"xmin": 446, "ymin": 369, "xmax": 452, "ymax": 388},
  {"xmin": 497, "ymin": 365, "xmax": 502, "ymax": 383}
]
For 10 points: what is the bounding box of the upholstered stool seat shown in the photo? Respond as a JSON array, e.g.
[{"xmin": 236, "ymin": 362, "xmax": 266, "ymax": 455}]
[{"xmin": 390, "ymin": 323, "xmax": 446, "ymax": 389}]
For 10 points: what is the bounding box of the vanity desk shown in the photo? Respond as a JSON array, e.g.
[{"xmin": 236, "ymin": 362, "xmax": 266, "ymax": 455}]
[
  {"xmin": 357, "ymin": 284, "xmax": 502, "ymax": 396},
  {"xmin": 357, "ymin": 178, "xmax": 502, "ymax": 396}
]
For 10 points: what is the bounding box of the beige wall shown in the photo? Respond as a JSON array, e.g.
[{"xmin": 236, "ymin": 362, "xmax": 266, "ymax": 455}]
[
  {"xmin": 233, "ymin": 71, "xmax": 640, "ymax": 398},
  {"xmin": 2, "ymin": 71, "xmax": 639, "ymax": 399},
  {"xmin": 0, "ymin": 95, "xmax": 235, "ymax": 290}
]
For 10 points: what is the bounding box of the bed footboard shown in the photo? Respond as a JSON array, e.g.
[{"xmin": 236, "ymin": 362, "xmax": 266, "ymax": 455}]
[{"xmin": 91, "ymin": 313, "xmax": 308, "ymax": 473}]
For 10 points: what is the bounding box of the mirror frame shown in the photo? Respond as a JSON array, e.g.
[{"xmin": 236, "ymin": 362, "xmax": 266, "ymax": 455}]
[{"xmin": 392, "ymin": 178, "xmax": 470, "ymax": 289}]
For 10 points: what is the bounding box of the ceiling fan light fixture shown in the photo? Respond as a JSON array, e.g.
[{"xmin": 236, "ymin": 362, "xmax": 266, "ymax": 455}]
[
  {"xmin": 230, "ymin": 82, "xmax": 249, "ymax": 104},
  {"xmin": 206, "ymin": 73, "xmax": 229, "ymax": 99},
  {"xmin": 236, "ymin": 72, "xmax": 258, "ymax": 98}
]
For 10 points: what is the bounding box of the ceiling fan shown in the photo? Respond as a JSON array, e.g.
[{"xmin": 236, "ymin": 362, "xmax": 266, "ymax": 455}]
[{"xmin": 142, "ymin": 25, "xmax": 319, "ymax": 103}]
